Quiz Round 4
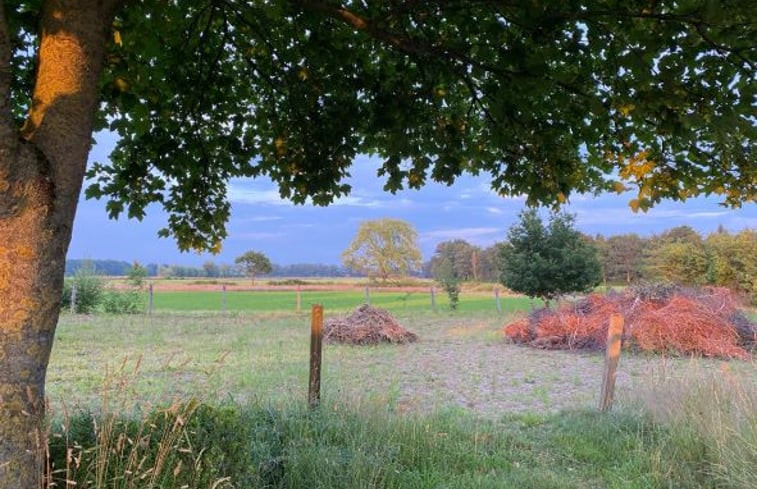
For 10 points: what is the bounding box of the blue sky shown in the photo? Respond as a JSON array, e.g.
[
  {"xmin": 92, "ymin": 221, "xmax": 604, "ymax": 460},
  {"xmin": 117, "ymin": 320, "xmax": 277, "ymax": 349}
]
[{"xmin": 68, "ymin": 133, "xmax": 757, "ymax": 266}]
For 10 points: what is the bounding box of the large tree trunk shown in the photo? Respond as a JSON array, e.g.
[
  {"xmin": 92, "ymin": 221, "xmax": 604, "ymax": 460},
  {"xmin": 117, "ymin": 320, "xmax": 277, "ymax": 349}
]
[
  {"xmin": 0, "ymin": 2, "xmax": 119, "ymax": 486},
  {"xmin": 0, "ymin": 141, "xmax": 69, "ymax": 487}
]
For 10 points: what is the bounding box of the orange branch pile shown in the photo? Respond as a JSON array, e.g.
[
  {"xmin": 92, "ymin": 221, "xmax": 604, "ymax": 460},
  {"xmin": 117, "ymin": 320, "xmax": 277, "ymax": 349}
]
[{"xmin": 503, "ymin": 288, "xmax": 754, "ymax": 359}]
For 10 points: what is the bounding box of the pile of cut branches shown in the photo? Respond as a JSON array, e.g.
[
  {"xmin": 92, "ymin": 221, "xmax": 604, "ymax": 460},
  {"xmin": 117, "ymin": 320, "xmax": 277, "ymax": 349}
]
[
  {"xmin": 503, "ymin": 286, "xmax": 755, "ymax": 359},
  {"xmin": 324, "ymin": 304, "xmax": 418, "ymax": 345}
]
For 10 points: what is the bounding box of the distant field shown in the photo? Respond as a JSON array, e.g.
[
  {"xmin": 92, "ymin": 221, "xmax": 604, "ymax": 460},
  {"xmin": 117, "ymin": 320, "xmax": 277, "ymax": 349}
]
[{"xmin": 143, "ymin": 289, "xmax": 538, "ymax": 314}]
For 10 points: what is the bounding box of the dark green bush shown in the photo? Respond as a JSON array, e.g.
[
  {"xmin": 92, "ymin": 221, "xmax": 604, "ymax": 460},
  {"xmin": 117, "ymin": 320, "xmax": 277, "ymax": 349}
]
[
  {"xmin": 61, "ymin": 265, "xmax": 105, "ymax": 314},
  {"xmin": 102, "ymin": 289, "xmax": 143, "ymax": 314}
]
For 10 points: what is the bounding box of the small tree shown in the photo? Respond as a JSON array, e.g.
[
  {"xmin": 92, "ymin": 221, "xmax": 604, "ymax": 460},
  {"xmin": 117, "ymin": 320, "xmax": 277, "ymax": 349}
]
[
  {"xmin": 499, "ymin": 210, "xmax": 601, "ymax": 305},
  {"xmin": 428, "ymin": 239, "xmax": 478, "ymax": 282},
  {"xmin": 433, "ymin": 256, "xmax": 461, "ymax": 310},
  {"xmin": 342, "ymin": 219, "xmax": 422, "ymax": 282},
  {"xmin": 235, "ymin": 251, "xmax": 273, "ymax": 285},
  {"xmin": 61, "ymin": 262, "xmax": 105, "ymax": 314},
  {"xmin": 127, "ymin": 261, "xmax": 148, "ymax": 288}
]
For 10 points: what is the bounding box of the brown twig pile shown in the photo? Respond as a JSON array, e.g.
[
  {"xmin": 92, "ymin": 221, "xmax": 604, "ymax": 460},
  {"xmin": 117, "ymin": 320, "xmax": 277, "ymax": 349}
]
[
  {"xmin": 324, "ymin": 304, "xmax": 418, "ymax": 345},
  {"xmin": 503, "ymin": 287, "xmax": 755, "ymax": 359}
]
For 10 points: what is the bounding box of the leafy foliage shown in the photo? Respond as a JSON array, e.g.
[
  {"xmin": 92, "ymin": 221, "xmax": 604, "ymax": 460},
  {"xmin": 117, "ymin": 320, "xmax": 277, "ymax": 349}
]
[
  {"xmin": 706, "ymin": 229, "xmax": 757, "ymax": 304},
  {"xmin": 430, "ymin": 240, "xmax": 479, "ymax": 309},
  {"xmin": 432, "ymin": 257, "xmax": 461, "ymax": 311},
  {"xmin": 101, "ymin": 289, "xmax": 142, "ymax": 314},
  {"xmin": 429, "ymin": 240, "xmax": 477, "ymax": 282},
  {"xmin": 642, "ymin": 226, "xmax": 709, "ymax": 286},
  {"xmin": 61, "ymin": 264, "xmax": 105, "ymax": 314},
  {"xmin": 234, "ymin": 250, "xmax": 273, "ymax": 284},
  {"xmin": 126, "ymin": 261, "xmax": 147, "ymax": 288},
  {"xmin": 342, "ymin": 218, "xmax": 422, "ymax": 281},
  {"xmin": 16, "ymin": 0, "xmax": 743, "ymax": 252},
  {"xmin": 499, "ymin": 210, "xmax": 602, "ymax": 302}
]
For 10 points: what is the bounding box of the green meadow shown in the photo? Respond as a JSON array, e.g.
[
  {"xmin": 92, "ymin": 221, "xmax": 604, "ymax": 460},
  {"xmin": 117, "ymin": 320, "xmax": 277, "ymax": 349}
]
[
  {"xmin": 46, "ymin": 302, "xmax": 756, "ymax": 488},
  {"xmin": 144, "ymin": 288, "xmax": 539, "ymax": 314}
]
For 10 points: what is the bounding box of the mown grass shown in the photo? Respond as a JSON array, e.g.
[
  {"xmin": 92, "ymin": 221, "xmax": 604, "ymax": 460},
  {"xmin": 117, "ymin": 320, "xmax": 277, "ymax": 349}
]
[{"xmin": 142, "ymin": 289, "xmax": 537, "ymax": 314}]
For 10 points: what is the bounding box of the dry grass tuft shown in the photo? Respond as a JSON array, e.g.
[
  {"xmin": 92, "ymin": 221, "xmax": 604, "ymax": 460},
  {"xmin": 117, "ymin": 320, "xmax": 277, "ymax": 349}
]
[{"xmin": 630, "ymin": 359, "xmax": 757, "ymax": 489}]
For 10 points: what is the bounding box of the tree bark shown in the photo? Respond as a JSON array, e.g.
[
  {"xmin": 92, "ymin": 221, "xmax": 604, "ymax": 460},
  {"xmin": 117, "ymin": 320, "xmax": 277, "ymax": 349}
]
[{"xmin": 0, "ymin": 1, "xmax": 120, "ymax": 486}]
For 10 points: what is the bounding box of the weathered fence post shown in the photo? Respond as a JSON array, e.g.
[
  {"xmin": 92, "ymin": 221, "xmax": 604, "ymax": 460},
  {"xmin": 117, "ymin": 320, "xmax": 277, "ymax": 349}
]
[
  {"xmin": 221, "ymin": 284, "xmax": 227, "ymax": 312},
  {"xmin": 430, "ymin": 286, "xmax": 437, "ymax": 312},
  {"xmin": 296, "ymin": 285, "xmax": 302, "ymax": 312},
  {"xmin": 599, "ymin": 313, "xmax": 624, "ymax": 411},
  {"xmin": 70, "ymin": 283, "xmax": 77, "ymax": 314},
  {"xmin": 148, "ymin": 283, "xmax": 154, "ymax": 315},
  {"xmin": 494, "ymin": 287, "xmax": 502, "ymax": 315},
  {"xmin": 365, "ymin": 285, "xmax": 370, "ymax": 305},
  {"xmin": 308, "ymin": 304, "xmax": 324, "ymax": 409}
]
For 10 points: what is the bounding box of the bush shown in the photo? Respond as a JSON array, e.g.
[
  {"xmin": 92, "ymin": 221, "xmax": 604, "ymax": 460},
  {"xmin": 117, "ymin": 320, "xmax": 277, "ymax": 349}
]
[
  {"xmin": 268, "ymin": 278, "xmax": 309, "ymax": 286},
  {"xmin": 102, "ymin": 289, "xmax": 143, "ymax": 314},
  {"xmin": 61, "ymin": 264, "xmax": 105, "ymax": 314}
]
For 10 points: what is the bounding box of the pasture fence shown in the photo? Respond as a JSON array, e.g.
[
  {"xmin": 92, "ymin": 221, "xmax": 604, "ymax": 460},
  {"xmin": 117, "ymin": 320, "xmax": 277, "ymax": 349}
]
[
  {"xmin": 308, "ymin": 304, "xmax": 324, "ymax": 409},
  {"xmin": 599, "ymin": 313, "xmax": 624, "ymax": 411}
]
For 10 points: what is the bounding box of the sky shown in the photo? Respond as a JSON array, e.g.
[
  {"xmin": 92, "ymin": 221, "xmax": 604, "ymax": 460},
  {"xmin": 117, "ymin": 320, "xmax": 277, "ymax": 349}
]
[{"xmin": 68, "ymin": 132, "xmax": 757, "ymax": 266}]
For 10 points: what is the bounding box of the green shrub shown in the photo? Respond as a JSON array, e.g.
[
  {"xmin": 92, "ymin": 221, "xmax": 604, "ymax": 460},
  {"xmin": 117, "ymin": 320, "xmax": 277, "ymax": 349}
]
[
  {"xmin": 102, "ymin": 289, "xmax": 143, "ymax": 314},
  {"xmin": 61, "ymin": 264, "xmax": 105, "ymax": 313},
  {"xmin": 268, "ymin": 278, "xmax": 309, "ymax": 286}
]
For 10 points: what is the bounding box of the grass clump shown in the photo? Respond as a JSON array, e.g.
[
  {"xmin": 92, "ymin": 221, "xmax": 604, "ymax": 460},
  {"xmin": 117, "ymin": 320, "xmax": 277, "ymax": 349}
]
[
  {"xmin": 47, "ymin": 400, "xmax": 720, "ymax": 489},
  {"xmin": 632, "ymin": 360, "xmax": 757, "ymax": 489}
]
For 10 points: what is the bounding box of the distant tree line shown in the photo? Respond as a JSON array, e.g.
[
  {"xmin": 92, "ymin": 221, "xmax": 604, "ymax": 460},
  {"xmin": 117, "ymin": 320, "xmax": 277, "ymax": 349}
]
[
  {"xmin": 64, "ymin": 259, "xmax": 358, "ymax": 279},
  {"xmin": 589, "ymin": 226, "xmax": 757, "ymax": 303},
  {"xmin": 427, "ymin": 224, "xmax": 756, "ymax": 304}
]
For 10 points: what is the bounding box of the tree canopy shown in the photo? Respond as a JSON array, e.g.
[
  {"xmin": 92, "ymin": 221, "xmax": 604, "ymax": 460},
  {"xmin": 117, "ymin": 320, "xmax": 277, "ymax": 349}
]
[
  {"xmin": 500, "ymin": 210, "xmax": 602, "ymax": 302},
  {"xmin": 235, "ymin": 250, "xmax": 273, "ymax": 283},
  {"xmin": 342, "ymin": 218, "xmax": 422, "ymax": 280},
  {"xmin": 429, "ymin": 240, "xmax": 478, "ymax": 282},
  {"xmin": 8, "ymin": 0, "xmax": 741, "ymax": 253},
  {"xmin": 1, "ymin": 2, "xmax": 755, "ymax": 485}
]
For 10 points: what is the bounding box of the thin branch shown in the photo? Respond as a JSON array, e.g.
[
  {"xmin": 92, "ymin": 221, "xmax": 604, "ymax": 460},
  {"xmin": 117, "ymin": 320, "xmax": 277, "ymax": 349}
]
[{"xmin": 693, "ymin": 22, "xmax": 754, "ymax": 73}]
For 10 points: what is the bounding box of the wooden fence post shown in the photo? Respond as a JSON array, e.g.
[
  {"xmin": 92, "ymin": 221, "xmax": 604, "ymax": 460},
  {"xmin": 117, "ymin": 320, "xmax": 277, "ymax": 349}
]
[
  {"xmin": 494, "ymin": 287, "xmax": 502, "ymax": 315},
  {"xmin": 148, "ymin": 283, "xmax": 154, "ymax": 315},
  {"xmin": 365, "ymin": 285, "xmax": 370, "ymax": 305},
  {"xmin": 221, "ymin": 284, "xmax": 227, "ymax": 312},
  {"xmin": 70, "ymin": 283, "xmax": 77, "ymax": 314},
  {"xmin": 296, "ymin": 285, "xmax": 302, "ymax": 312},
  {"xmin": 430, "ymin": 286, "xmax": 437, "ymax": 312},
  {"xmin": 309, "ymin": 304, "xmax": 324, "ymax": 409},
  {"xmin": 599, "ymin": 313, "xmax": 624, "ymax": 411}
]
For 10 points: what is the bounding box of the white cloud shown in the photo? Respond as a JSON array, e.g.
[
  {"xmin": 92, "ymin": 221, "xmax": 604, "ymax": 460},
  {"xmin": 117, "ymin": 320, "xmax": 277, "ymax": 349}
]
[
  {"xmin": 234, "ymin": 215, "xmax": 285, "ymax": 223},
  {"xmin": 486, "ymin": 207, "xmax": 503, "ymax": 215},
  {"xmin": 421, "ymin": 227, "xmax": 501, "ymax": 243},
  {"xmin": 228, "ymin": 186, "xmax": 290, "ymax": 206},
  {"xmin": 330, "ymin": 195, "xmax": 383, "ymax": 208},
  {"xmin": 232, "ymin": 231, "xmax": 284, "ymax": 240}
]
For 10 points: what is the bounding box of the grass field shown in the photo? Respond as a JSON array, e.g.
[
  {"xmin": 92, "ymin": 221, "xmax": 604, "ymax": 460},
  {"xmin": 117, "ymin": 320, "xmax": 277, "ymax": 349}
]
[
  {"xmin": 47, "ymin": 300, "xmax": 756, "ymax": 488},
  {"xmin": 144, "ymin": 289, "xmax": 537, "ymax": 313}
]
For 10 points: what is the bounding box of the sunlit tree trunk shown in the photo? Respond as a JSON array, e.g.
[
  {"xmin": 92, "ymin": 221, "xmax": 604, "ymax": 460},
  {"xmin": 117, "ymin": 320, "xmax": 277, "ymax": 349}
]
[
  {"xmin": 0, "ymin": 2, "xmax": 119, "ymax": 486},
  {"xmin": 0, "ymin": 142, "xmax": 68, "ymax": 487}
]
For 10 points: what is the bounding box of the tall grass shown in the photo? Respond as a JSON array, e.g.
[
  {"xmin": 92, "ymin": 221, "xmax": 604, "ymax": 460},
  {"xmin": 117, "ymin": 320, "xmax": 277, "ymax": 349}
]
[
  {"xmin": 45, "ymin": 357, "xmax": 233, "ymax": 489},
  {"xmin": 47, "ymin": 394, "xmax": 722, "ymax": 488},
  {"xmin": 630, "ymin": 358, "xmax": 757, "ymax": 489}
]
